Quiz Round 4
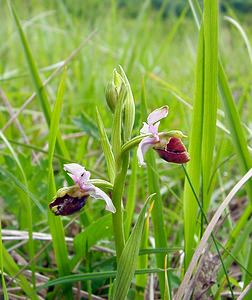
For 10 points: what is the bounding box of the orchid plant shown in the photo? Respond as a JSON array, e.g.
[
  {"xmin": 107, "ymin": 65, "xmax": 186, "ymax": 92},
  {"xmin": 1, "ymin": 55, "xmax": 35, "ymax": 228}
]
[{"xmin": 49, "ymin": 67, "xmax": 190, "ymax": 273}]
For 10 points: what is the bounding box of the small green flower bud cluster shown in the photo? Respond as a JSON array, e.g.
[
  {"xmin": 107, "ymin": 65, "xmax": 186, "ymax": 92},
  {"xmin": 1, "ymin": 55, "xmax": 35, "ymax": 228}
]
[{"xmin": 105, "ymin": 69, "xmax": 123, "ymax": 113}]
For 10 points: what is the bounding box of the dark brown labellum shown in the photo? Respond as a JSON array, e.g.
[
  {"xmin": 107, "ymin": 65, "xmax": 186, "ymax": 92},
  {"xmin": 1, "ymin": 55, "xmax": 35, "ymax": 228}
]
[
  {"xmin": 155, "ymin": 137, "xmax": 190, "ymax": 164},
  {"xmin": 49, "ymin": 193, "xmax": 87, "ymax": 216}
]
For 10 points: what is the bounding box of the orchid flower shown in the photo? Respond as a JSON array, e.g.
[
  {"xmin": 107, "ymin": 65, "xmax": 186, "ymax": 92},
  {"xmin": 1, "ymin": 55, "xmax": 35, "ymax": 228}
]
[
  {"xmin": 137, "ymin": 106, "xmax": 168, "ymax": 166},
  {"xmin": 155, "ymin": 136, "xmax": 190, "ymax": 164},
  {"xmin": 49, "ymin": 163, "xmax": 116, "ymax": 215},
  {"xmin": 137, "ymin": 106, "xmax": 190, "ymax": 166}
]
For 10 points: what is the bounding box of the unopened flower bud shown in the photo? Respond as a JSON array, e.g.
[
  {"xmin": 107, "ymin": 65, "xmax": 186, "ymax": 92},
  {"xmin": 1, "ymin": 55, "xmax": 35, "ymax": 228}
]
[{"xmin": 105, "ymin": 69, "xmax": 123, "ymax": 113}]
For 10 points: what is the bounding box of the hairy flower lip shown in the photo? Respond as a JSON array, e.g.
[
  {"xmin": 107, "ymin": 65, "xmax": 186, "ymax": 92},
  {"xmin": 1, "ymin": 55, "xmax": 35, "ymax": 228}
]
[
  {"xmin": 49, "ymin": 163, "xmax": 116, "ymax": 214},
  {"xmin": 156, "ymin": 149, "xmax": 190, "ymax": 164},
  {"xmin": 155, "ymin": 137, "xmax": 190, "ymax": 164},
  {"xmin": 49, "ymin": 193, "xmax": 87, "ymax": 216}
]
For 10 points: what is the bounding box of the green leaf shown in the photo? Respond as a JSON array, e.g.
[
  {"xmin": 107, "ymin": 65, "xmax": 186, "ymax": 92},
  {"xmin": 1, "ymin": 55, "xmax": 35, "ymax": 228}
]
[
  {"xmin": 183, "ymin": 0, "xmax": 219, "ymax": 268},
  {"xmin": 125, "ymin": 150, "xmax": 138, "ymax": 238},
  {"xmin": 112, "ymin": 194, "xmax": 154, "ymax": 300},
  {"xmin": 0, "ymin": 131, "xmax": 35, "ymax": 288},
  {"xmin": 0, "ymin": 166, "xmax": 45, "ymax": 214},
  {"xmin": 73, "ymin": 111, "xmax": 100, "ymax": 140},
  {"xmin": 8, "ymin": 2, "xmax": 69, "ymax": 159},
  {"xmin": 37, "ymin": 268, "xmax": 163, "ymax": 291},
  {"xmin": 201, "ymin": 0, "xmax": 219, "ymax": 210},
  {"xmin": 47, "ymin": 71, "xmax": 72, "ymax": 298},
  {"xmin": 96, "ymin": 107, "xmax": 115, "ymax": 183},
  {"xmin": 72, "ymin": 214, "xmax": 113, "ymax": 267},
  {"xmin": 0, "ymin": 217, "xmax": 9, "ymax": 300},
  {"xmin": 2, "ymin": 246, "xmax": 36, "ymax": 299},
  {"xmin": 189, "ymin": 1, "xmax": 252, "ymax": 297}
]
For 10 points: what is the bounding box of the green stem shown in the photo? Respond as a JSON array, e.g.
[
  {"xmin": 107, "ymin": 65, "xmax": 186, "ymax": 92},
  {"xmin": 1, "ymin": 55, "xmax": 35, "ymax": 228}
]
[{"xmin": 112, "ymin": 155, "xmax": 129, "ymax": 261}]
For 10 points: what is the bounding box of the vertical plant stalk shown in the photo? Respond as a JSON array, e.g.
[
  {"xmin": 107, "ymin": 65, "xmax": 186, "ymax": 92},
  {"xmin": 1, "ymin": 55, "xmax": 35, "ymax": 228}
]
[
  {"xmin": 184, "ymin": 0, "xmax": 219, "ymax": 268},
  {"xmin": 135, "ymin": 197, "xmax": 151, "ymax": 298},
  {"xmin": 112, "ymin": 155, "xmax": 129, "ymax": 259},
  {"xmin": 0, "ymin": 215, "xmax": 9, "ymax": 300},
  {"xmin": 110, "ymin": 75, "xmax": 128, "ymax": 260},
  {"xmin": 112, "ymin": 195, "xmax": 154, "ymax": 300},
  {"xmin": 201, "ymin": 0, "xmax": 218, "ymax": 211},
  {"xmin": 47, "ymin": 71, "xmax": 73, "ymax": 299},
  {"xmin": 111, "ymin": 67, "xmax": 135, "ymax": 260},
  {"xmin": 183, "ymin": 25, "xmax": 204, "ymax": 269},
  {"xmin": 0, "ymin": 132, "xmax": 36, "ymax": 289},
  {"xmin": 125, "ymin": 151, "xmax": 138, "ymax": 238},
  {"xmin": 8, "ymin": 1, "xmax": 70, "ymax": 160},
  {"xmin": 189, "ymin": 0, "xmax": 252, "ymax": 298}
]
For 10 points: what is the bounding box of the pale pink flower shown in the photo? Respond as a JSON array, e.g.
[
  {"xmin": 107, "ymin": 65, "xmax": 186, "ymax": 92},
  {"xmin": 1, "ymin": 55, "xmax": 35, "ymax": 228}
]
[
  {"xmin": 137, "ymin": 106, "xmax": 168, "ymax": 166},
  {"xmin": 62, "ymin": 163, "xmax": 116, "ymax": 213}
]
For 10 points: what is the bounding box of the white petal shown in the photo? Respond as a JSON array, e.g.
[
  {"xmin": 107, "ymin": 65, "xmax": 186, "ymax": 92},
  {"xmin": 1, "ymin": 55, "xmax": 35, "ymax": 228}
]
[
  {"xmin": 149, "ymin": 123, "xmax": 159, "ymax": 136},
  {"xmin": 137, "ymin": 136, "xmax": 158, "ymax": 167},
  {"xmin": 64, "ymin": 163, "xmax": 85, "ymax": 177},
  {"xmin": 64, "ymin": 163, "xmax": 90, "ymax": 185},
  {"xmin": 147, "ymin": 106, "xmax": 169, "ymax": 125},
  {"xmin": 90, "ymin": 187, "xmax": 116, "ymax": 213},
  {"xmin": 140, "ymin": 122, "xmax": 150, "ymax": 134},
  {"xmin": 153, "ymin": 121, "xmax": 160, "ymax": 132}
]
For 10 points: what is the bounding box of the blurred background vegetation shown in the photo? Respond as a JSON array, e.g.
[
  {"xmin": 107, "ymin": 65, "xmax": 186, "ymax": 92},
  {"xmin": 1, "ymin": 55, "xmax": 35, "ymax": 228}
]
[
  {"xmin": 0, "ymin": 1, "xmax": 252, "ymax": 297},
  {"xmin": 1, "ymin": 0, "xmax": 252, "ymax": 219}
]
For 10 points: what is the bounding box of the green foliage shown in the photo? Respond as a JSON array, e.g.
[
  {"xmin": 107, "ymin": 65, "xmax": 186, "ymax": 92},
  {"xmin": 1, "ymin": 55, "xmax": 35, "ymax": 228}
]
[{"xmin": 1, "ymin": 0, "xmax": 252, "ymax": 299}]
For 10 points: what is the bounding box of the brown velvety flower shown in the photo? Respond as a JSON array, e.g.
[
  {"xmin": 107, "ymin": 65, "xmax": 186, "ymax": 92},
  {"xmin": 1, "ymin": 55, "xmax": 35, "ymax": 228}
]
[
  {"xmin": 49, "ymin": 192, "xmax": 87, "ymax": 216},
  {"xmin": 49, "ymin": 164, "xmax": 116, "ymax": 216},
  {"xmin": 155, "ymin": 137, "xmax": 190, "ymax": 164}
]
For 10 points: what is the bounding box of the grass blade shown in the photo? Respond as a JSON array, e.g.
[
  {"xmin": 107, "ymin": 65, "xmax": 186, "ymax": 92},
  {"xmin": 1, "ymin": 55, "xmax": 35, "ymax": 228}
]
[
  {"xmin": 0, "ymin": 131, "xmax": 35, "ymax": 287},
  {"xmin": 47, "ymin": 70, "xmax": 72, "ymax": 298},
  {"xmin": 183, "ymin": 25, "xmax": 204, "ymax": 268},
  {"xmin": 96, "ymin": 107, "xmax": 115, "ymax": 183},
  {"xmin": 125, "ymin": 150, "xmax": 138, "ymax": 238},
  {"xmin": 201, "ymin": 0, "xmax": 218, "ymax": 211},
  {"xmin": 188, "ymin": 1, "xmax": 252, "ymax": 280},
  {"xmin": 8, "ymin": 2, "xmax": 69, "ymax": 159},
  {"xmin": 176, "ymin": 168, "xmax": 252, "ymax": 300},
  {"xmin": 0, "ymin": 216, "xmax": 9, "ymax": 300},
  {"xmin": 136, "ymin": 199, "xmax": 151, "ymax": 296},
  {"xmin": 112, "ymin": 194, "xmax": 154, "ymax": 300},
  {"xmin": 224, "ymin": 16, "xmax": 252, "ymax": 64},
  {"xmin": 72, "ymin": 214, "xmax": 112, "ymax": 268},
  {"xmin": 2, "ymin": 247, "xmax": 36, "ymax": 299},
  {"xmin": 38, "ymin": 268, "xmax": 163, "ymax": 291}
]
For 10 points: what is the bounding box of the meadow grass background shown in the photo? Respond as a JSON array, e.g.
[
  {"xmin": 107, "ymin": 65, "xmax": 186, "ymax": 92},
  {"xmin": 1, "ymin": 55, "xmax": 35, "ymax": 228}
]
[{"xmin": 0, "ymin": 0, "xmax": 252, "ymax": 299}]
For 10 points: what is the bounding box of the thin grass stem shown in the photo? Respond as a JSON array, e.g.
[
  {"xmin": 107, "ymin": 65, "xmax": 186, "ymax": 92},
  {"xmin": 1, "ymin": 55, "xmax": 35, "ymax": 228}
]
[{"xmin": 182, "ymin": 164, "xmax": 235, "ymax": 299}]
